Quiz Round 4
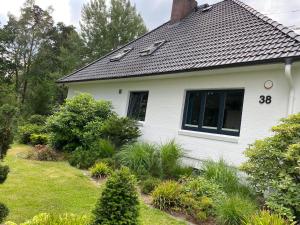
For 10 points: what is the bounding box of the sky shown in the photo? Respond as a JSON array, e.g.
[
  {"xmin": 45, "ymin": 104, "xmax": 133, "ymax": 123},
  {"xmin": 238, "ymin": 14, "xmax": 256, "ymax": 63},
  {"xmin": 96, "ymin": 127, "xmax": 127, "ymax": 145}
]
[{"xmin": 0, "ymin": 0, "xmax": 300, "ymax": 32}]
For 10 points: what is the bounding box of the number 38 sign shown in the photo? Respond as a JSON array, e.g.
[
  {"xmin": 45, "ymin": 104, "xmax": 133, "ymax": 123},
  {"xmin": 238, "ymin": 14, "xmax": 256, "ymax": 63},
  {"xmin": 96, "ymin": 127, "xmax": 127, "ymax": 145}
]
[{"xmin": 259, "ymin": 95, "xmax": 272, "ymax": 104}]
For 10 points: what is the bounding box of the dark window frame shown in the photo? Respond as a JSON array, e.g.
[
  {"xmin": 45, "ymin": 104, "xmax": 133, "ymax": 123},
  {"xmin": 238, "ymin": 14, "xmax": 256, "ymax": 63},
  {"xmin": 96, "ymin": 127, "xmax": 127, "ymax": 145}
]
[
  {"xmin": 127, "ymin": 91, "xmax": 149, "ymax": 122},
  {"xmin": 182, "ymin": 89, "xmax": 244, "ymax": 136}
]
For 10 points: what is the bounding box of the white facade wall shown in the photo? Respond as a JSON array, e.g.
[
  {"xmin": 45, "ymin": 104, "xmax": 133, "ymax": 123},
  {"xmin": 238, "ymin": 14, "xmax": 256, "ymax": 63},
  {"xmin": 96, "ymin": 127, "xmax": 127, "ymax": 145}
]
[{"xmin": 67, "ymin": 64, "xmax": 300, "ymax": 166}]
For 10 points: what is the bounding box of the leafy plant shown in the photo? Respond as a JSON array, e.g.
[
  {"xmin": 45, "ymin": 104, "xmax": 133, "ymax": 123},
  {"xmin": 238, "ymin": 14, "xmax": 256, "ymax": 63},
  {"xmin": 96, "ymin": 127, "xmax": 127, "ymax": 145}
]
[
  {"xmin": 215, "ymin": 195, "xmax": 257, "ymax": 225},
  {"xmin": 0, "ymin": 203, "xmax": 9, "ymax": 224},
  {"xmin": 101, "ymin": 116, "xmax": 141, "ymax": 148},
  {"xmin": 18, "ymin": 124, "xmax": 45, "ymax": 145},
  {"xmin": 118, "ymin": 142, "xmax": 161, "ymax": 177},
  {"xmin": 27, "ymin": 145, "xmax": 58, "ymax": 161},
  {"xmin": 90, "ymin": 162, "xmax": 112, "ymax": 179},
  {"xmin": 241, "ymin": 113, "xmax": 300, "ymax": 221},
  {"xmin": 47, "ymin": 93, "xmax": 114, "ymax": 151},
  {"xmin": 30, "ymin": 134, "xmax": 49, "ymax": 145},
  {"xmin": 20, "ymin": 213, "xmax": 90, "ymax": 225},
  {"xmin": 244, "ymin": 210, "xmax": 292, "ymax": 225},
  {"xmin": 152, "ymin": 180, "xmax": 183, "ymax": 210},
  {"xmin": 0, "ymin": 165, "xmax": 9, "ymax": 184},
  {"xmin": 92, "ymin": 167, "xmax": 139, "ymax": 225},
  {"xmin": 160, "ymin": 140, "xmax": 184, "ymax": 179},
  {"xmin": 140, "ymin": 177, "xmax": 161, "ymax": 194}
]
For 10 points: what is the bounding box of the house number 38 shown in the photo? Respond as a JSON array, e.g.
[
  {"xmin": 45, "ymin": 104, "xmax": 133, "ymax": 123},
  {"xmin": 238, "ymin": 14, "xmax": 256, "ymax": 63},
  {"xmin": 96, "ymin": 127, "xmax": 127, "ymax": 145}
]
[{"xmin": 259, "ymin": 95, "xmax": 272, "ymax": 104}]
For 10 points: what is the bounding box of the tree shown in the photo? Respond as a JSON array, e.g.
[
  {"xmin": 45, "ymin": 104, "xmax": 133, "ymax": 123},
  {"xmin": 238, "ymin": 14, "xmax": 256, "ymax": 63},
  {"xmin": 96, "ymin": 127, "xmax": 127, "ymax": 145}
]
[
  {"xmin": 241, "ymin": 113, "xmax": 300, "ymax": 221},
  {"xmin": 92, "ymin": 167, "xmax": 139, "ymax": 225},
  {"xmin": 80, "ymin": 0, "xmax": 147, "ymax": 61}
]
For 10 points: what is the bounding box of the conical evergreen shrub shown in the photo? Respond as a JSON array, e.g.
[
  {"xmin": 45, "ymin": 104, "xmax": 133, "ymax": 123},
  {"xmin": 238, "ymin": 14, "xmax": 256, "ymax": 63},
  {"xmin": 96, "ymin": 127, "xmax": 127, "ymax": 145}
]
[{"xmin": 92, "ymin": 167, "xmax": 139, "ymax": 225}]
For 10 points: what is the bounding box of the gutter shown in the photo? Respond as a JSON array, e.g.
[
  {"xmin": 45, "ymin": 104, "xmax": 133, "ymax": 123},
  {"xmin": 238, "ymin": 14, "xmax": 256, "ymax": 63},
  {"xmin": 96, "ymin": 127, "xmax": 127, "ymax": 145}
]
[{"xmin": 285, "ymin": 59, "xmax": 295, "ymax": 115}]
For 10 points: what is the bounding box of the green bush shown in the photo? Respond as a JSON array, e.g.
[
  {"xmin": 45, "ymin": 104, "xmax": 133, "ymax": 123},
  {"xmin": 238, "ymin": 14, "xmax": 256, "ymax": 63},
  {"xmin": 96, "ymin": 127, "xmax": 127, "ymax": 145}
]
[
  {"xmin": 241, "ymin": 113, "xmax": 300, "ymax": 221},
  {"xmin": 118, "ymin": 142, "xmax": 161, "ymax": 177},
  {"xmin": 92, "ymin": 167, "xmax": 139, "ymax": 225},
  {"xmin": 215, "ymin": 195, "xmax": 257, "ymax": 225},
  {"xmin": 0, "ymin": 203, "xmax": 9, "ymax": 224},
  {"xmin": 0, "ymin": 165, "xmax": 9, "ymax": 184},
  {"xmin": 244, "ymin": 210, "xmax": 291, "ymax": 225},
  {"xmin": 30, "ymin": 134, "xmax": 49, "ymax": 145},
  {"xmin": 152, "ymin": 180, "xmax": 183, "ymax": 210},
  {"xmin": 0, "ymin": 104, "xmax": 17, "ymax": 159},
  {"xmin": 101, "ymin": 116, "xmax": 141, "ymax": 148},
  {"xmin": 90, "ymin": 162, "xmax": 112, "ymax": 179},
  {"xmin": 141, "ymin": 177, "xmax": 161, "ymax": 194},
  {"xmin": 27, "ymin": 115, "xmax": 47, "ymax": 125},
  {"xmin": 160, "ymin": 140, "xmax": 184, "ymax": 179},
  {"xmin": 20, "ymin": 213, "xmax": 90, "ymax": 225},
  {"xmin": 18, "ymin": 124, "xmax": 45, "ymax": 144},
  {"xmin": 202, "ymin": 160, "xmax": 253, "ymax": 197},
  {"xmin": 47, "ymin": 93, "xmax": 114, "ymax": 151}
]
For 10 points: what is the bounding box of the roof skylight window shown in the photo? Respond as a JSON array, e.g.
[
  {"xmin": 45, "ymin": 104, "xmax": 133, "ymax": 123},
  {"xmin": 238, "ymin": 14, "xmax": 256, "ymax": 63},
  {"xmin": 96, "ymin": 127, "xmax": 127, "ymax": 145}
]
[
  {"xmin": 140, "ymin": 40, "xmax": 166, "ymax": 56},
  {"xmin": 110, "ymin": 47, "xmax": 133, "ymax": 62}
]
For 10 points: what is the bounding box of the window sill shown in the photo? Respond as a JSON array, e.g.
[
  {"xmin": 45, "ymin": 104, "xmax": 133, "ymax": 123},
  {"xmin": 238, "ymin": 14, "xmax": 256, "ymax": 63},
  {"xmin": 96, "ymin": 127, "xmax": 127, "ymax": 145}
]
[{"xmin": 178, "ymin": 129, "xmax": 239, "ymax": 143}]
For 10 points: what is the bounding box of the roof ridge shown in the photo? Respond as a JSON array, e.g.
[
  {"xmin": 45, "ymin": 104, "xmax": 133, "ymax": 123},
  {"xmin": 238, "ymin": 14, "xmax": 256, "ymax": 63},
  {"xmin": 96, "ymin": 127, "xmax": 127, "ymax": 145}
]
[
  {"xmin": 228, "ymin": 0, "xmax": 300, "ymax": 43},
  {"xmin": 57, "ymin": 20, "xmax": 170, "ymax": 83}
]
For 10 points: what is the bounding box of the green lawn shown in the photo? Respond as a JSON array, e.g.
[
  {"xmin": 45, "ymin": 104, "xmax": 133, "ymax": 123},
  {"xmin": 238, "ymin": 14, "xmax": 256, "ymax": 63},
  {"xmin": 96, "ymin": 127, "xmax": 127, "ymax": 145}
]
[{"xmin": 0, "ymin": 145, "xmax": 186, "ymax": 225}]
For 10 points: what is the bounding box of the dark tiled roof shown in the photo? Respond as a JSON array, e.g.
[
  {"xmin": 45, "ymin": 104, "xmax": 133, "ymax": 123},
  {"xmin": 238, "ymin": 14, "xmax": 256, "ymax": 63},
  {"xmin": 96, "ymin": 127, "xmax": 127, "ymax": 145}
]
[{"xmin": 59, "ymin": 0, "xmax": 300, "ymax": 83}]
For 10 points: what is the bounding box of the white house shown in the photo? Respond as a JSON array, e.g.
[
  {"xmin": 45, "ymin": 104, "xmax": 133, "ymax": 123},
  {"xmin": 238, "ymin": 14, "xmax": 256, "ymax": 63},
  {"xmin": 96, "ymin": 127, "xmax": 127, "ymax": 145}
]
[{"xmin": 58, "ymin": 0, "xmax": 300, "ymax": 166}]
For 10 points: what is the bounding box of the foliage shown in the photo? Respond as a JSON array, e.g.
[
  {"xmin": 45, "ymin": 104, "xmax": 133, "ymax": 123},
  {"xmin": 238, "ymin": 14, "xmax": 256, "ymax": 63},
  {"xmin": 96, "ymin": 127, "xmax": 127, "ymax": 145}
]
[
  {"xmin": 141, "ymin": 177, "xmax": 161, "ymax": 195},
  {"xmin": 27, "ymin": 115, "xmax": 47, "ymax": 125},
  {"xmin": 80, "ymin": 0, "xmax": 147, "ymax": 61},
  {"xmin": 26, "ymin": 145, "xmax": 58, "ymax": 161},
  {"xmin": 118, "ymin": 142, "xmax": 161, "ymax": 177},
  {"xmin": 19, "ymin": 213, "xmax": 90, "ymax": 225},
  {"xmin": 0, "ymin": 165, "xmax": 10, "ymax": 184},
  {"xmin": 101, "ymin": 116, "xmax": 141, "ymax": 147},
  {"xmin": 90, "ymin": 162, "xmax": 112, "ymax": 179},
  {"xmin": 152, "ymin": 180, "xmax": 183, "ymax": 210},
  {"xmin": 202, "ymin": 160, "xmax": 253, "ymax": 197},
  {"xmin": 18, "ymin": 124, "xmax": 45, "ymax": 144},
  {"xmin": 241, "ymin": 113, "xmax": 300, "ymax": 221},
  {"xmin": 215, "ymin": 195, "xmax": 257, "ymax": 225},
  {"xmin": 0, "ymin": 104, "xmax": 17, "ymax": 159},
  {"xmin": 30, "ymin": 134, "xmax": 49, "ymax": 145},
  {"xmin": 0, "ymin": 203, "xmax": 9, "ymax": 224},
  {"xmin": 244, "ymin": 210, "xmax": 292, "ymax": 225},
  {"xmin": 92, "ymin": 167, "xmax": 139, "ymax": 225},
  {"xmin": 160, "ymin": 140, "xmax": 185, "ymax": 179},
  {"xmin": 47, "ymin": 93, "xmax": 114, "ymax": 151}
]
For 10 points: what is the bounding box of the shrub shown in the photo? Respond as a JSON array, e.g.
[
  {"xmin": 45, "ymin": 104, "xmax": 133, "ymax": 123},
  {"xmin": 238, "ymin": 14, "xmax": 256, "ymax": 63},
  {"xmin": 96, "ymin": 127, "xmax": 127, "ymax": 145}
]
[
  {"xmin": 141, "ymin": 177, "xmax": 161, "ymax": 194},
  {"xmin": 241, "ymin": 113, "xmax": 300, "ymax": 221},
  {"xmin": 98, "ymin": 158, "xmax": 118, "ymax": 170},
  {"xmin": 90, "ymin": 162, "xmax": 112, "ymax": 179},
  {"xmin": 0, "ymin": 165, "xmax": 9, "ymax": 184},
  {"xmin": 47, "ymin": 93, "xmax": 114, "ymax": 151},
  {"xmin": 215, "ymin": 195, "xmax": 257, "ymax": 225},
  {"xmin": 18, "ymin": 124, "xmax": 45, "ymax": 144},
  {"xmin": 160, "ymin": 140, "xmax": 184, "ymax": 179},
  {"xmin": 202, "ymin": 160, "xmax": 253, "ymax": 197},
  {"xmin": 68, "ymin": 139, "xmax": 116, "ymax": 169},
  {"xmin": 244, "ymin": 210, "xmax": 291, "ymax": 225},
  {"xmin": 92, "ymin": 167, "xmax": 139, "ymax": 225},
  {"xmin": 0, "ymin": 203, "xmax": 9, "ymax": 224},
  {"xmin": 152, "ymin": 180, "xmax": 183, "ymax": 210},
  {"xmin": 27, "ymin": 115, "xmax": 46, "ymax": 125},
  {"xmin": 101, "ymin": 116, "xmax": 141, "ymax": 148},
  {"xmin": 27, "ymin": 145, "xmax": 58, "ymax": 161},
  {"xmin": 30, "ymin": 134, "xmax": 49, "ymax": 145},
  {"xmin": 20, "ymin": 213, "xmax": 90, "ymax": 225},
  {"xmin": 118, "ymin": 142, "xmax": 161, "ymax": 177},
  {"xmin": 0, "ymin": 104, "xmax": 17, "ymax": 159}
]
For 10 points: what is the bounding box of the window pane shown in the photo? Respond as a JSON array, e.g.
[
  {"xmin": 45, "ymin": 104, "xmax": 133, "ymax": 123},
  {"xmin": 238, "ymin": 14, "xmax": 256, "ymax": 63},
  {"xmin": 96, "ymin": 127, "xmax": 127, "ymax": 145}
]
[
  {"xmin": 222, "ymin": 91, "xmax": 244, "ymax": 132},
  {"xmin": 203, "ymin": 91, "xmax": 220, "ymax": 129},
  {"xmin": 185, "ymin": 91, "xmax": 201, "ymax": 127},
  {"xmin": 128, "ymin": 92, "xmax": 148, "ymax": 121}
]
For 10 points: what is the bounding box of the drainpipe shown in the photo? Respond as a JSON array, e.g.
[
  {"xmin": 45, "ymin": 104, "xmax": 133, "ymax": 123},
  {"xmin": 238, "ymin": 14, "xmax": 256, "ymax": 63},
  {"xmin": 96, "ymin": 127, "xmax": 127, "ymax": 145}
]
[{"xmin": 285, "ymin": 58, "xmax": 295, "ymax": 115}]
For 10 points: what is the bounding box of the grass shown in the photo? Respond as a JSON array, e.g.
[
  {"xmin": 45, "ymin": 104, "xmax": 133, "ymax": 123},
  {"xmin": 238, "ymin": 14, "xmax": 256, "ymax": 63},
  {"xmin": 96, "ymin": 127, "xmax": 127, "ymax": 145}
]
[{"xmin": 0, "ymin": 145, "xmax": 186, "ymax": 225}]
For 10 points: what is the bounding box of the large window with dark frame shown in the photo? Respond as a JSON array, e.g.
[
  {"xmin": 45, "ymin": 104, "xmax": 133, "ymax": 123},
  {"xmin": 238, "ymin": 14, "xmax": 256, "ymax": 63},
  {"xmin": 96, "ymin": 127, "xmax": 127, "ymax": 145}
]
[
  {"xmin": 182, "ymin": 89, "xmax": 244, "ymax": 136},
  {"xmin": 127, "ymin": 91, "xmax": 149, "ymax": 121}
]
